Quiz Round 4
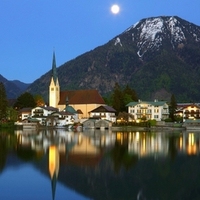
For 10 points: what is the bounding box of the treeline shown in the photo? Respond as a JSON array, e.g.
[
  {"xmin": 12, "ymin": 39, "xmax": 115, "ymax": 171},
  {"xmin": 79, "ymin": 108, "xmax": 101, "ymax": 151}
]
[
  {"xmin": 0, "ymin": 82, "xmax": 45, "ymax": 124},
  {"xmin": 104, "ymin": 83, "xmax": 138, "ymax": 115}
]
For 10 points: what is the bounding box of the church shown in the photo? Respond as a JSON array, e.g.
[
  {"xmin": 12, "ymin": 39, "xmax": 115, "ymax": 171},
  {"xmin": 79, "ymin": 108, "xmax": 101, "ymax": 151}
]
[{"xmin": 49, "ymin": 52, "xmax": 105, "ymax": 120}]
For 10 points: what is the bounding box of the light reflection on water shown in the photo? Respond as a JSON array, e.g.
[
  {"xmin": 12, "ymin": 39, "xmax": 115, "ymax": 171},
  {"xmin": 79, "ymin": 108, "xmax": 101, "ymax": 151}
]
[{"xmin": 0, "ymin": 129, "xmax": 200, "ymax": 200}]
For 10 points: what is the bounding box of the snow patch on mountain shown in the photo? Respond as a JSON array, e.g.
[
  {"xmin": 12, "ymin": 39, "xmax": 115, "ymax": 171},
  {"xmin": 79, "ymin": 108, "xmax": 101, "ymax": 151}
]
[
  {"xmin": 193, "ymin": 33, "xmax": 200, "ymax": 42},
  {"xmin": 119, "ymin": 16, "xmax": 200, "ymax": 59},
  {"xmin": 114, "ymin": 37, "xmax": 122, "ymax": 46},
  {"xmin": 125, "ymin": 21, "xmax": 139, "ymax": 32},
  {"xmin": 137, "ymin": 18, "xmax": 164, "ymax": 57},
  {"xmin": 166, "ymin": 17, "xmax": 186, "ymax": 48}
]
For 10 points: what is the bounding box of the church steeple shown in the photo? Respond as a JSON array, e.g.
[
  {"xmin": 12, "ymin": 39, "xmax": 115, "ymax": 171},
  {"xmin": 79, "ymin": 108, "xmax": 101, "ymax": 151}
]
[
  {"xmin": 49, "ymin": 50, "xmax": 60, "ymax": 108},
  {"xmin": 52, "ymin": 51, "xmax": 58, "ymax": 85}
]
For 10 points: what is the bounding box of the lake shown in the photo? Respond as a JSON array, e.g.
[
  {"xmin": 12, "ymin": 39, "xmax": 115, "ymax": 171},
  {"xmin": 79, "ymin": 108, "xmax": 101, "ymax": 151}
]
[{"xmin": 0, "ymin": 128, "xmax": 200, "ymax": 200}]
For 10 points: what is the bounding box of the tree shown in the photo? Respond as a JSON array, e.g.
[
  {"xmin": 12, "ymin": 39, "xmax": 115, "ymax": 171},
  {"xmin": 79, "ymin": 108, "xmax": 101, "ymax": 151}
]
[
  {"xmin": 14, "ymin": 92, "xmax": 36, "ymax": 110},
  {"xmin": 169, "ymin": 94, "xmax": 177, "ymax": 121},
  {"xmin": 6, "ymin": 107, "xmax": 18, "ymax": 121},
  {"xmin": 34, "ymin": 94, "xmax": 45, "ymax": 106},
  {"xmin": 123, "ymin": 85, "xmax": 138, "ymax": 102},
  {"xmin": 0, "ymin": 82, "xmax": 8, "ymax": 120},
  {"xmin": 123, "ymin": 85, "xmax": 138, "ymax": 111},
  {"xmin": 111, "ymin": 83, "xmax": 124, "ymax": 115}
]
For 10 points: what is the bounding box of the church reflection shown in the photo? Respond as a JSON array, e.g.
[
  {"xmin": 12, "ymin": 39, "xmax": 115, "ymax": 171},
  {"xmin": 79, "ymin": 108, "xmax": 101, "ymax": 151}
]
[{"xmin": 49, "ymin": 145, "xmax": 59, "ymax": 200}]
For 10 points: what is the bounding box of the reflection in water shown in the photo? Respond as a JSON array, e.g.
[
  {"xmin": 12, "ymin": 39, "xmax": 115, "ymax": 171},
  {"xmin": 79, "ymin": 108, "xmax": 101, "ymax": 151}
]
[
  {"xmin": 128, "ymin": 131, "xmax": 169, "ymax": 158},
  {"xmin": 1, "ymin": 129, "xmax": 200, "ymax": 199},
  {"xmin": 49, "ymin": 145, "xmax": 59, "ymax": 200}
]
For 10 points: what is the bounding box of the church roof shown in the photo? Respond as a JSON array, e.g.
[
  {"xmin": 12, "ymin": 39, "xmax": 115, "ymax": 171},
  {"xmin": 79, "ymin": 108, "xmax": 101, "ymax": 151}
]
[{"xmin": 59, "ymin": 89, "xmax": 105, "ymax": 105}]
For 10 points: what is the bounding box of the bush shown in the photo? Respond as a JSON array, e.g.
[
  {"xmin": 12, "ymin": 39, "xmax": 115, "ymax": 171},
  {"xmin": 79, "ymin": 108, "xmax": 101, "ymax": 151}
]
[
  {"xmin": 164, "ymin": 118, "xmax": 173, "ymax": 122},
  {"xmin": 148, "ymin": 119, "xmax": 156, "ymax": 126}
]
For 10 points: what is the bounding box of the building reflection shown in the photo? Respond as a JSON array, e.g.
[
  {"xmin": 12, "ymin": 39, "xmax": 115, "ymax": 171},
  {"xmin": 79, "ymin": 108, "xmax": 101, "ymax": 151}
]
[
  {"xmin": 179, "ymin": 132, "xmax": 200, "ymax": 155},
  {"xmin": 116, "ymin": 131, "xmax": 169, "ymax": 158},
  {"xmin": 14, "ymin": 129, "xmax": 200, "ymax": 161},
  {"xmin": 114, "ymin": 131, "xmax": 200, "ymax": 158},
  {"xmin": 13, "ymin": 129, "xmax": 200, "ymax": 198}
]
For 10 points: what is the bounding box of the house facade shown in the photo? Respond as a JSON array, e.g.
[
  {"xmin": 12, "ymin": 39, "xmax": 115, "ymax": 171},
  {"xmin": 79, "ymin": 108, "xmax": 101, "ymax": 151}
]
[
  {"xmin": 18, "ymin": 107, "xmax": 32, "ymax": 121},
  {"xmin": 126, "ymin": 100, "xmax": 169, "ymax": 121},
  {"xmin": 89, "ymin": 105, "xmax": 116, "ymax": 122},
  {"xmin": 176, "ymin": 103, "xmax": 200, "ymax": 122},
  {"xmin": 49, "ymin": 52, "xmax": 105, "ymax": 120},
  {"xmin": 31, "ymin": 106, "xmax": 75, "ymax": 126}
]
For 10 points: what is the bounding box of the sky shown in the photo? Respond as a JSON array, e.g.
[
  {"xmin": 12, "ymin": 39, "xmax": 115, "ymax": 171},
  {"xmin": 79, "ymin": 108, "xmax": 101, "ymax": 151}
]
[{"xmin": 1, "ymin": 0, "xmax": 200, "ymax": 83}]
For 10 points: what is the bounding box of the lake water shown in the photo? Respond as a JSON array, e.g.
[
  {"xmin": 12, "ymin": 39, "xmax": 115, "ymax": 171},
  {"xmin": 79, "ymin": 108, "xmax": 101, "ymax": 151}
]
[{"xmin": 0, "ymin": 128, "xmax": 200, "ymax": 200}]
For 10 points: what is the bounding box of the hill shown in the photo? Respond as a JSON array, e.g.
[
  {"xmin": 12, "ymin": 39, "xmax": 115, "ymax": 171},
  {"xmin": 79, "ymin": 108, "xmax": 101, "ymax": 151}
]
[
  {"xmin": 0, "ymin": 74, "xmax": 30, "ymax": 99},
  {"xmin": 26, "ymin": 16, "xmax": 200, "ymax": 102}
]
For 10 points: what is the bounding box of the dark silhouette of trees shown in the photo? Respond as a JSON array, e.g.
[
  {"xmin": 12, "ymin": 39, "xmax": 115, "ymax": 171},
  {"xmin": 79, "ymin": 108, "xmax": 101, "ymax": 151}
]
[
  {"xmin": 14, "ymin": 92, "xmax": 36, "ymax": 110},
  {"xmin": 0, "ymin": 82, "xmax": 8, "ymax": 120},
  {"xmin": 111, "ymin": 83, "xmax": 124, "ymax": 115},
  {"xmin": 111, "ymin": 83, "xmax": 138, "ymax": 115},
  {"xmin": 169, "ymin": 94, "xmax": 177, "ymax": 121}
]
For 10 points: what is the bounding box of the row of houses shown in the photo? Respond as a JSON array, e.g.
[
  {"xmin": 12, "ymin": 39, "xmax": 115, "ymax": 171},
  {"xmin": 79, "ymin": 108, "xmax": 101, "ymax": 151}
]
[
  {"xmin": 18, "ymin": 105, "xmax": 117, "ymax": 127},
  {"xmin": 18, "ymin": 100, "xmax": 200, "ymax": 128}
]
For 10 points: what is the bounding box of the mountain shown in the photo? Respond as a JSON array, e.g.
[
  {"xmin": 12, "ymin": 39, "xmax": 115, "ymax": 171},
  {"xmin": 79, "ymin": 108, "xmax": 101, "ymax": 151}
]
[
  {"xmin": 27, "ymin": 16, "xmax": 200, "ymax": 102},
  {"xmin": 0, "ymin": 74, "xmax": 30, "ymax": 99}
]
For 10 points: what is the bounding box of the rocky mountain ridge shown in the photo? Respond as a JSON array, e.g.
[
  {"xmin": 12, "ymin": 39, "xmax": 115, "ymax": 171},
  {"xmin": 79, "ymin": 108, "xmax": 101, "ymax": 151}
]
[{"xmin": 3, "ymin": 16, "xmax": 200, "ymax": 102}]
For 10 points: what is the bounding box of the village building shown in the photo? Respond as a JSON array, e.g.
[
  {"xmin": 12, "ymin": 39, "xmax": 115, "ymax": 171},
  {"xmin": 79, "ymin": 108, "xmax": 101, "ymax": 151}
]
[
  {"xmin": 126, "ymin": 99, "xmax": 169, "ymax": 121},
  {"xmin": 176, "ymin": 103, "xmax": 200, "ymax": 122},
  {"xmin": 18, "ymin": 107, "xmax": 32, "ymax": 121},
  {"xmin": 88, "ymin": 105, "xmax": 116, "ymax": 122},
  {"xmin": 49, "ymin": 52, "xmax": 105, "ymax": 121},
  {"xmin": 31, "ymin": 106, "xmax": 77, "ymax": 126}
]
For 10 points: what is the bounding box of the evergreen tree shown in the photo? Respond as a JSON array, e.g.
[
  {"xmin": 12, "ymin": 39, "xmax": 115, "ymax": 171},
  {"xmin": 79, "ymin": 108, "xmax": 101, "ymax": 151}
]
[
  {"xmin": 123, "ymin": 85, "xmax": 138, "ymax": 102},
  {"xmin": 169, "ymin": 94, "xmax": 177, "ymax": 121},
  {"xmin": 123, "ymin": 85, "xmax": 138, "ymax": 111},
  {"xmin": 14, "ymin": 92, "xmax": 36, "ymax": 110},
  {"xmin": 111, "ymin": 83, "xmax": 124, "ymax": 115},
  {"xmin": 0, "ymin": 82, "xmax": 8, "ymax": 120}
]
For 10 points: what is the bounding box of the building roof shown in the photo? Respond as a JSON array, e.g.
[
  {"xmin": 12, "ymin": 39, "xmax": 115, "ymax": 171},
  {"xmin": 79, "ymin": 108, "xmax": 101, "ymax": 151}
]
[
  {"xmin": 89, "ymin": 105, "xmax": 116, "ymax": 113},
  {"xmin": 52, "ymin": 111, "xmax": 74, "ymax": 116},
  {"xmin": 40, "ymin": 106, "xmax": 58, "ymax": 112},
  {"xmin": 19, "ymin": 107, "xmax": 32, "ymax": 113},
  {"xmin": 63, "ymin": 105, "xmax": 77, "ymax": 114},
  {"xmin": 77, "ymin": 109, "xmax": 83, "ymax": 114},
  {"xmin": 59, "ymin": 89, "xmax": 105, "ymax": 105},
  {"xmin": 126, "ymin": 100, "xmax": 167, "ymax": 107}
]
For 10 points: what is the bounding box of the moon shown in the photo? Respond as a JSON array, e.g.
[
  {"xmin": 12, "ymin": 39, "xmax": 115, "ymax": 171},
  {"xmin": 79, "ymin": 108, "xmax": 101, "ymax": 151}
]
[{"xmin": 111, "ymin": 4, "xmax": 120, "ymax": 14}]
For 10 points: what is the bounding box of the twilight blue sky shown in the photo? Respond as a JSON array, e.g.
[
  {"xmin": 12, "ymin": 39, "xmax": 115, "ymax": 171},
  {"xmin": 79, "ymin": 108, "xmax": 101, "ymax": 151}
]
[{"xmin": 1, "ymin": 0, "xmax": 200, "ymax": 83}]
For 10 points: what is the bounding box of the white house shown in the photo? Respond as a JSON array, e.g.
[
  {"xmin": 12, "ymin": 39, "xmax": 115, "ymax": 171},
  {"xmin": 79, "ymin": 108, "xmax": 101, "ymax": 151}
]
[
  {"xmin": 89, "ymin": 105, "xmax": 116, "ymax": 122},
  {"xmin": 176, "ymin": 103, "xmax": 200, "ymax": 122},
  {"xmin": 32, "ymin": 106, "xmax": 58, "ymax": 117},
  {"xmin": 51, "ymin": 111, "xmax": 75, "ymax": 126},
  {"xmin": 126, "ymin": 99, "xmax": 169, "ymax": 121},
  {"xmin": 31, "ymin": 106, "xmax": 77, "ymax": 126},
  {"xmin": 18, "ymin": 107, "xmax": 32, "ymax": 121}
]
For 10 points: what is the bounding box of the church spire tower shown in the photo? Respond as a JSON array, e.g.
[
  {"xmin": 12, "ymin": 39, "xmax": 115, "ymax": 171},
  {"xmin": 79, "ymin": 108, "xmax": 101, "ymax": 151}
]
[{"xmin": 49, "ymin": 51, "xmax": 60, "ymax": 108}]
